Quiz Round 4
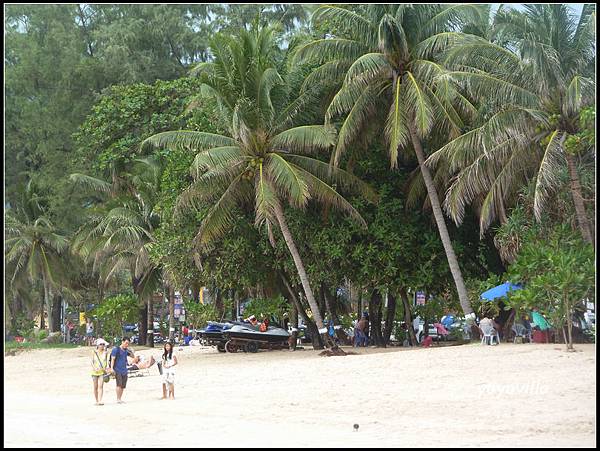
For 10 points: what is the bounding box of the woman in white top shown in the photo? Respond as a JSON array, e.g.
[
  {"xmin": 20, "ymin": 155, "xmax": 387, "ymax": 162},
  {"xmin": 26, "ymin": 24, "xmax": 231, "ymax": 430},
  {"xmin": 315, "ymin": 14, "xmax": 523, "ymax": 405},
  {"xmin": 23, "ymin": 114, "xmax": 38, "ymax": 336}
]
[{"xmin": 161, "ymin": 341, "xmax": 178, "ymax": 399}]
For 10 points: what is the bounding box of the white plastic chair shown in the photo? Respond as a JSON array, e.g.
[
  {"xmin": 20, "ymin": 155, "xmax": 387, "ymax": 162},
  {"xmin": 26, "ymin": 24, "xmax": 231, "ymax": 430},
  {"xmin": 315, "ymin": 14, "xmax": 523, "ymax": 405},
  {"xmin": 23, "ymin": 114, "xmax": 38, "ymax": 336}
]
[
  {"xmin": 480, "ymin": 323, "xmax": 500, "ymax": 345},
  {"xmin": 512, "ymin": 323, "xmax": 532, "ymax": 343}
]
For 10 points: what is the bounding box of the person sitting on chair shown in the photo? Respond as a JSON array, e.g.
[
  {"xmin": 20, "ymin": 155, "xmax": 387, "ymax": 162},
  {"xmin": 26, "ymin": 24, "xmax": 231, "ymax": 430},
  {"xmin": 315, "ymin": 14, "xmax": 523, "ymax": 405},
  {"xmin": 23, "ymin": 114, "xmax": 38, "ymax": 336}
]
[{"xmin": 479, "ymin": 315, "xmax": 500, "ymax": 344}]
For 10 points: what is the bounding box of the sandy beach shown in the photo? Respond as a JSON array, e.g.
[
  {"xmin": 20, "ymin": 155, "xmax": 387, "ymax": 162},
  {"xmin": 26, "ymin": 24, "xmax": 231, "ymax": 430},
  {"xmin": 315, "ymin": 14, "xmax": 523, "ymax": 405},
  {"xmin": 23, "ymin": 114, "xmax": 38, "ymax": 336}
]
[{"xmin": 3, "ymin": 343, "xmax": 596, "ymax": 448}]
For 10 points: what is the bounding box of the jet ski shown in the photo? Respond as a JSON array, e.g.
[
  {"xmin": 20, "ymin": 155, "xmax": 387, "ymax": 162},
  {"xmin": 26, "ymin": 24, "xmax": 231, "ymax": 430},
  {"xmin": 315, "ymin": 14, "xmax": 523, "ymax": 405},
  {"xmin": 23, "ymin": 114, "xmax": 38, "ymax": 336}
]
[
  {"xmin": 221, "ymin": 323, "xmax": 290, "ymax": 353},
  {"xmin": 199, "ymin": 320, "xmax": 245, "ymax": 351}
]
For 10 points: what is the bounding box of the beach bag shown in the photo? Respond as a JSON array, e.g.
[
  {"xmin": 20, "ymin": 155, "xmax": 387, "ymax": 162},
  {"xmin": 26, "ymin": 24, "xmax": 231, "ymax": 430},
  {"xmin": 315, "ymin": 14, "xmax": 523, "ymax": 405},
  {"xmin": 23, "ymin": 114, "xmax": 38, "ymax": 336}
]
[{"xmin": 103, "ymin": 374, "xmax": 111, "ymax": 383}]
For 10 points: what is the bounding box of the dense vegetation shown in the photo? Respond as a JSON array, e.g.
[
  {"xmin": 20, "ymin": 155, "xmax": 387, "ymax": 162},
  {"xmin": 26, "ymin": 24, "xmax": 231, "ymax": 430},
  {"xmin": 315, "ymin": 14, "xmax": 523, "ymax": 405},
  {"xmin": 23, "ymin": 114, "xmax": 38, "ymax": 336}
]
[{"xmin": 5, "ymin": 4, "xmax": 595, "ymax": 351}]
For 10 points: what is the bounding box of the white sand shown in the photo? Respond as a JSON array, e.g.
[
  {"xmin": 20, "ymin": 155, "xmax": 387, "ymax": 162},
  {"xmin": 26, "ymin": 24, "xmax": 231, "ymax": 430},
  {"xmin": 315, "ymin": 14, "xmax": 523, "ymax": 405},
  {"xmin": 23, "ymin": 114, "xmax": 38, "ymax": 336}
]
[{"xmin": 3, "ymin": 343, "xmax": 596, "ymax": 448}]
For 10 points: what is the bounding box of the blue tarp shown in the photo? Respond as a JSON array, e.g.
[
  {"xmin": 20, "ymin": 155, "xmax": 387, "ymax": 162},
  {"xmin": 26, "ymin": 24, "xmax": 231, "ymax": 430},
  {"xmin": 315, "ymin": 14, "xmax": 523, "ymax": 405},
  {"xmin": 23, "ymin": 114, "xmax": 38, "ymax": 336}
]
[{"xmin": 480, "ymin": 282, "xmax": 522, "ymax": 301}]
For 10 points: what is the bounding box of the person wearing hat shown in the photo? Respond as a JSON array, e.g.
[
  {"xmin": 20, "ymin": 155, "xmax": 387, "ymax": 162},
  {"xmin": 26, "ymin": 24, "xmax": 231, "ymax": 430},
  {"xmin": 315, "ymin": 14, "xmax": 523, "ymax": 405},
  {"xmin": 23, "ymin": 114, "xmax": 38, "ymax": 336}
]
[
  {"xmin": 91, "ymin": 338, "xmax": 110, "ymax": 406},
  {"xmin": 246, "ymin": 315, "xmax": 259, "ymax": 327}
]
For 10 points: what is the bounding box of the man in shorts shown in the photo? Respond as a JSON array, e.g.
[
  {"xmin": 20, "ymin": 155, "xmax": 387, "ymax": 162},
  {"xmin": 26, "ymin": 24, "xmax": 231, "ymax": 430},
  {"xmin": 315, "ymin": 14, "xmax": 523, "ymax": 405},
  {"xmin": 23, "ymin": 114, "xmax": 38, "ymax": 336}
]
[{"xmin": 110, "ymin": 337, "xmax": 130, "ymax": 403}]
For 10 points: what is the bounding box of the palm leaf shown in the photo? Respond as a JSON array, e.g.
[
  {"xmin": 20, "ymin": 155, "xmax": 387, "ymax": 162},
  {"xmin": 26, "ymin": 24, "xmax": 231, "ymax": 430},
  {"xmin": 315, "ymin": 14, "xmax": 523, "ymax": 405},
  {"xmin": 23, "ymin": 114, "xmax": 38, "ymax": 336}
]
[
  {"xmin": 142, "ymin": 131, "xmax": 236, "ymax": 153},
  {"xmin": 271, "ymin": 125, "xmax": 337, "ymax": 155},
  {"xmin": 405, "ymin": 71, "xmax": 433, "ymax": 137},
  {"xmin": 265, "ymin": 153, "xmax": 310, "ymax": 208},
  {"xmin": 333, "ymin": 82, "xmax": 383, "ymax": 167},
  {"xmin": 533, "ymin": 130, "xmax": 566, "ymax": 222},
  {"xmin": 564, "ymin": 75, "xmax": 595, "ymax": 115},
  {"xmin": 384, "ymin": 76, "xmax": 409, "ymax": 168}
]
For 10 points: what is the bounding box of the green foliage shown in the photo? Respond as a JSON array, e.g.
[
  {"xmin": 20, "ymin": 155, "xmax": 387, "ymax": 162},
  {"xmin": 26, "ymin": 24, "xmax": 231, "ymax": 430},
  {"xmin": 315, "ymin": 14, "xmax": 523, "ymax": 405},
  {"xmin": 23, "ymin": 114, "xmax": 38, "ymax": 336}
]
[
  {"xmin": 505, "ymin": 225, "xmax": 595, "ymax": 345},
  {"xmin": 415, "ymin": 297, "xmax": 446, "ymax": 324},
  {"xmin": 338, "ymin": 313, "xmax": 356, "ymax": 331},
  {"xmin": 565, "ymin": 106, "xmax": 596, "ymax": 156},
  {"xmin": 182, "ymin": 300, "xmax": 219, "ymax": 328},
  {"xmin": 243, "ymin": 296, "xmax": 289, "ymax": 323},
  {"xmin": 477, "ymin": 300, "xmax": 501, "ymax": 319},
  {"xmin": 74, "ymin": 77, "xmax": 210, "ymax": 171},
  {"xmin": 6, "ymin": 4, "xmax": 595, "ymax": 346},
  {"xmin": 583, "ymin": 325, "xmax": 595, "ymax": 343},
  {"xmin": 11, "ymin": 314, "xmax": 36, "ymax": 339},
  {"xmin": 91, "ymin": 293, "xmax": 138, "ymax": 343}
]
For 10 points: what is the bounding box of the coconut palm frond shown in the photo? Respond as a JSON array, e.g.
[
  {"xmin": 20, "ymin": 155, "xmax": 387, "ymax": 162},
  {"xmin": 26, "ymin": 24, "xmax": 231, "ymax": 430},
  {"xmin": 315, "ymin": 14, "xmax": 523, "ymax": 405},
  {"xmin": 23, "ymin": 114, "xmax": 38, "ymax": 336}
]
[
  {"xmin": 142, "ymin": 131, "xmax": 236, "ymax": 153},
  {"xmin": 405, "ymin": 71, "xmax": 434, "ymax": 138},
  {"xmin": 265, "ymin": 153, "xmax": 310, "ymax": 208},
  {"xmin": 311, "ymin": 5, "xmax": 377, "ymax": 44},
  {"xmin": 69, "ymin": 173, "xmax": 112, "ymax": 195},
  {"xmin": 294, "ymin": 166, "xmax": 367, "ymax": 227},
  {"xmin": 271, "ymin": 125, "xmax": 337, "ymax": 156},
  {"xmin": 533, "ymin": 130, "xmax": 566, "ymax": 222},
  {"xmin": 334, "ymin": 82, "xmax": 384, "ymax": 167},
  {"xmin": 191, "ymin": 146, "xmax": 245, "ymax": 174},
  {"xmin": 294, "ymin": 38, "xmax": 367, "ymax": 66},
  {"xmin": 564, "ymin": 75, "xmax": 595, "ymax": 115},
  {"xmin": 384, "ymin": 76, "xmax": 410, "ymax": 168}
]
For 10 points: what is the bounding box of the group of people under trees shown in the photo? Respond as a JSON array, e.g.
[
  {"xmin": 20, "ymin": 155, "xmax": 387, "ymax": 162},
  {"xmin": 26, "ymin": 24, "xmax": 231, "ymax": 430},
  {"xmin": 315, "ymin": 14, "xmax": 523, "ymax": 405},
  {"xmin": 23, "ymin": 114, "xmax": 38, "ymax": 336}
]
[
  {"xmin": 90, "ymin": 337, "xmax": 178, "ymax": 406},
  {"xmin": 350, "ymin": 304, "xmax": 556, "ymax": 348}
]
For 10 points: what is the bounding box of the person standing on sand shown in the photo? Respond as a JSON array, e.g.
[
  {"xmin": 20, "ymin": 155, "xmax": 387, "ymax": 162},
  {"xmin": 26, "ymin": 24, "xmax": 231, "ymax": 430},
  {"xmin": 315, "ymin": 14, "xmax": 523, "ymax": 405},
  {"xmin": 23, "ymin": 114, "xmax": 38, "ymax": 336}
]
[
  {"xmin": 110, "ymin": 337, "xmax": 130, "ymax": 403},
  {"xmin": 91, "ymin": 338, "xmax": 110, "ymax": 405},
  {"xmin": 86, "ymin": 318, "xmax": 94, "ymax": 346},
  {"xmin": 161, "ymin": 342, "xmax": 178, "ymax": 400}
]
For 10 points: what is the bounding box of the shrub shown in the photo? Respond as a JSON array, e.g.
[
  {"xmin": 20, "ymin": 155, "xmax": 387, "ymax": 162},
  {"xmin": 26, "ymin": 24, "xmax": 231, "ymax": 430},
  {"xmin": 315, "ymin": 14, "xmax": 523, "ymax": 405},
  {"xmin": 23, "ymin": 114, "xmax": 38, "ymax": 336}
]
[
  {"xmin": 91, "ymin": 293, "xmax": 138, "ymax": 344},
  {"xmin": 243, "ymin": 296, "xmax": 289, "ymax": 324},
  {"xmin": 183, "ymin": 299, "xmax": 219, "ymax": 328},
  {"xmin": 13, "ymin": 314, "xmax": 35, "ymax": 339},
  {"xmin": 505, "ymin": 225, "xmax": 595, "ymax": 351}
]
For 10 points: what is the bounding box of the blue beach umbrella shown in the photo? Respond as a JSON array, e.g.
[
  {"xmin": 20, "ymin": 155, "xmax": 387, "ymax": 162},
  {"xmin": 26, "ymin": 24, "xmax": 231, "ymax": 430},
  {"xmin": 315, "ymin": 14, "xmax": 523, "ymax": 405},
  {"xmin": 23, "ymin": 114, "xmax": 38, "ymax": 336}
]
[{"xmin": 480, "ymin": 282, "xmax": 522, "ymax": 301}]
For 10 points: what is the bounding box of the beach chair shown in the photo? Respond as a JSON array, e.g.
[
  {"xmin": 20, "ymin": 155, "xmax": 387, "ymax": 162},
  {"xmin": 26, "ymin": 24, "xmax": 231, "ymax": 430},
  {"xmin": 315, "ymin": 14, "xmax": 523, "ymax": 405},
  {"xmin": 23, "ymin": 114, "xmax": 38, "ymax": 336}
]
[
  {"xmin": 127, "ymin": 366, "xmax": 151, "ymax": 377},
  {"xmin": 127, "ymin": 356, "xmax": 157, "ymax": 377},
  {"xmin": 480, "ymin": 323, "xmax": 500, "ymax": 345},
  {"xmin": 512, "ymin": 323, "xmax": 532, "ymax": 343}
]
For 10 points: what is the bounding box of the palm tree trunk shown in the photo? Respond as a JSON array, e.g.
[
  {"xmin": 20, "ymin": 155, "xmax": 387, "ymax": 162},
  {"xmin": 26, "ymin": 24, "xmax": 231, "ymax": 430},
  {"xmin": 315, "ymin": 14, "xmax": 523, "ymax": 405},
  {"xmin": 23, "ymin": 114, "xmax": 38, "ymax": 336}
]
[
  {"xmin": 51, "ymin": 293, "xmax": 62, "ymax": 333},
  {"xmin": 39, "ymin": 294, "xmax": 45, "ymax": 330},
  {"xmin": 408, "ymin": 124, "xmax": 473, "ymax": 317},
  {"xmin": 369, "ymin": 289, "xmax": 384, "ymax": 347},
  {"xmin": 215, "ymin": 288, "xmax": 224, "ymax": 320},
  {"xmin": 279, "ymin": 271, "xmax": 324, "ymax": 350},
  {"xmin": 565, "ymin": 153, "xmax": 594, "ymax": 247},
  {"xmin": 273, "ymin": 203, "xmax": 341, "ymax": 352},
  {"xmin": 399, "ymin": 287, "xmax": 418, "ymax": 345},
  {"xmin": 290, "ymin": 300, "xmax": 298, "ymax": 350},
  {"xmin": 147, "ymin": 294, "xmax": 154, "ymax": 347},
  {"xmin": 168, "ymin": 285, "xmax": 175, "ymax": 341},
  {"xmin": 41, "ymin": 273, "xmax": 49, "ymax": 330},
  {"xmin": 139, "ymin": 304, "xmax": 147, "ymax": 345},
  {"xmin": 383, "ymin": 292, "xmax": 397, "ymax": 345}
]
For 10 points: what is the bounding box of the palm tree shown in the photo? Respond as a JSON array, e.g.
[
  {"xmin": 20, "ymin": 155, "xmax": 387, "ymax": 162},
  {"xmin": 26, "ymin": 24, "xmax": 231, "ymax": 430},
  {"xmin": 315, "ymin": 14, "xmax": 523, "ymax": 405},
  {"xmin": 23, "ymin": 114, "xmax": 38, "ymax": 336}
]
[
  {"xmin": 427, "ymin": 4, "xmax": 596, "ymax": 246},
  {"xmin": 71, "ymin": 157, "xmax": 164, "ymax": 346},
  {"xmin": 143, "ymin": 24, "xmax": 376, "ymax": 350},
  {"xmin": 295, "ymin": 5, "xmax": 488, "ymax": 316},
  {"xmin": 5, "ymin": 181, "xmax": 69, "ymax": 332}
]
